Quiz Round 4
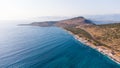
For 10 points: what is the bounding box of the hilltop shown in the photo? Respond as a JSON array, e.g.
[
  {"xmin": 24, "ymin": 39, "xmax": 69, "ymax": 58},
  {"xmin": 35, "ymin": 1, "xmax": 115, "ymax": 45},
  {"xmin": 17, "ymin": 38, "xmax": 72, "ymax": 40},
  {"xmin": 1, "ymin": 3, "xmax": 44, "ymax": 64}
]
[{"xmin": 26, "ymin": 16, "xmax": 94, "ymax": 27}]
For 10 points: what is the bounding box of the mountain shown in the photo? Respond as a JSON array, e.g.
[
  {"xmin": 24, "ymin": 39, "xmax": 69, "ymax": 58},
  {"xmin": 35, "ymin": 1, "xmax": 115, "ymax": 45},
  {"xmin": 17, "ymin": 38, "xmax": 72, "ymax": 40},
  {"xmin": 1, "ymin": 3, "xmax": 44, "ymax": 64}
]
[
  {"xmin": 27, "ymin": 16, "xmax": 95, "ymax": 27},
  {"xmin": 85, "ymin": 14, "xmax": 120, "ymax": 24}
]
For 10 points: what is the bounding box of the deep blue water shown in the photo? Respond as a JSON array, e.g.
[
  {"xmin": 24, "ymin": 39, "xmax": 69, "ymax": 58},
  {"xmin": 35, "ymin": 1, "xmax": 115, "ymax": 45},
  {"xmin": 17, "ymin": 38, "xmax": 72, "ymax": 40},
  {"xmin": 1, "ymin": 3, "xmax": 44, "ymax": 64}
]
[{"xmin": 0, "ymin": 24, "xmax": 120, "ymax": 68}]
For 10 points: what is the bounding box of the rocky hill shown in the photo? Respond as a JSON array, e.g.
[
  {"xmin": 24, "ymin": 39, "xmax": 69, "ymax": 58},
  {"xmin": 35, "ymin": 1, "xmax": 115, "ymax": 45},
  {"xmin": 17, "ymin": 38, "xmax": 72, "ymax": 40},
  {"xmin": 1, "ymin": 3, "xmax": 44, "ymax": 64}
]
[
  {"xmin": 55, "ymin": 17, "xmax": 94, "ymax": 27},
  {"xmin": 27, "ymin": 16, "xmax": 94, "ymax": 27}
]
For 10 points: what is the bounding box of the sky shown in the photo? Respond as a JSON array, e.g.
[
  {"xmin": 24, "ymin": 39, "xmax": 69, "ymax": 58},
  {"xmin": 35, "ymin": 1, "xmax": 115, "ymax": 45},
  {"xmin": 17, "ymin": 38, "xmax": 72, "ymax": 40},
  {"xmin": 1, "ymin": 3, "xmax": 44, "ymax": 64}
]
[{"xmin": 0, "ymin": 0, "xmax": 120, "ymax": 20}]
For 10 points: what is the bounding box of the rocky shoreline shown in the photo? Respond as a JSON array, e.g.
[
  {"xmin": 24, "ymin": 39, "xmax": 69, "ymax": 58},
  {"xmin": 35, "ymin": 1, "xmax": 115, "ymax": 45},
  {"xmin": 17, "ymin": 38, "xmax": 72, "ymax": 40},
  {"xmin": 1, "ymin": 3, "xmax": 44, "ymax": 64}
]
[{"xmin": 64, "ymin": 29, "xmax": 120, "ymax": 64}]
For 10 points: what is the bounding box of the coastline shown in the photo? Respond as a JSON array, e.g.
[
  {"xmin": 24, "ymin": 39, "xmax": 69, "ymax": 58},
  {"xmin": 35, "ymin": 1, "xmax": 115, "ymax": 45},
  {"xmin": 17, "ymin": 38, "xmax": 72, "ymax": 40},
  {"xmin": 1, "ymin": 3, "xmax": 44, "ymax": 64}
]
[{"xmin": 63, "ymin": 28, "xmax": 120, "ymax": 64}]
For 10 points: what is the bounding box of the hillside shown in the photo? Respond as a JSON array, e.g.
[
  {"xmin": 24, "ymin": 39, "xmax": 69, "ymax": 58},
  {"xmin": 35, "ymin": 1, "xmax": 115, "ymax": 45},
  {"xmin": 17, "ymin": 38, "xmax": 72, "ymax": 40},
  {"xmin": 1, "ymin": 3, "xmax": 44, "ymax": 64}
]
[
  {"xmin": 55, "ymin": 17, "xmax": 95, "ymax": 27},
  {"xmin": 27, "ymin": 17, "xmax": 94, "ymax": 27},
  {"xmin": 83, "ymin": 23, "xmax": 120, "ymax": 51},
  {"xmin": 65, "ymin": 23, "xmax": 120, "ymax": 63}
]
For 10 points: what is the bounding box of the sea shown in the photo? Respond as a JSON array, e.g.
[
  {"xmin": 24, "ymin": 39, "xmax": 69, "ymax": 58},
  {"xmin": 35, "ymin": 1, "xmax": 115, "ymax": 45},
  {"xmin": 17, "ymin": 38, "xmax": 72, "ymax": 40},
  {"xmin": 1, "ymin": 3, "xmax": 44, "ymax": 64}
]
[{"xmin": 0, "ymin": 21, "xmax": 120, "ymax": 68}]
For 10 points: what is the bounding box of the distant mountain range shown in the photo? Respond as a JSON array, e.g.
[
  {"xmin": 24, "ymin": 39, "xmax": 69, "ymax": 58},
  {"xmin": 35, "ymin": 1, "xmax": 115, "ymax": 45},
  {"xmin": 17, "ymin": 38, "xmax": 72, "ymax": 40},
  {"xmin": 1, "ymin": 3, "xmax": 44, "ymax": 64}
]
[{"xmin": 85, "ymin": 14, "xmax": 120, "ymax": 24}]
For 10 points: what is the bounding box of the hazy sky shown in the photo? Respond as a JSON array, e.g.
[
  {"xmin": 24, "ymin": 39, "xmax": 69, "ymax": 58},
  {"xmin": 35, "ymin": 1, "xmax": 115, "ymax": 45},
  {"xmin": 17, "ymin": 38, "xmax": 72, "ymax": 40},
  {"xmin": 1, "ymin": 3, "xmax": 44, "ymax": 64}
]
[{"xmin": 0, "ymin": 0, "xmax": 120, "ymax": 20}]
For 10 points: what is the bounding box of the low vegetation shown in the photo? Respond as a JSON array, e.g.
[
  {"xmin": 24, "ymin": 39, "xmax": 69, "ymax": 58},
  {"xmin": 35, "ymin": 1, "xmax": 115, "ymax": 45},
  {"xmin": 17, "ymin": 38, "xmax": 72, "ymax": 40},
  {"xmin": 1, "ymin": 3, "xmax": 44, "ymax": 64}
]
[
  {"xmin": 84, "ymin": 23, "xmax": 120, "ymax": 51},
  {"xmin": 65, "ymin": 27, "xmax": 110, "ymax": 47}
]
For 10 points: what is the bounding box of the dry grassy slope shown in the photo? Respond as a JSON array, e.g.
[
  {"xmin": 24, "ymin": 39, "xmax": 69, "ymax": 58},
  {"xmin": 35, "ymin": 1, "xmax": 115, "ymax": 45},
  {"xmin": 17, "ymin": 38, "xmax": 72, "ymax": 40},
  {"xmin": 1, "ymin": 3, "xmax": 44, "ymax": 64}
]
[
  {"xmin": 65, "ymin": 23, "xmax": 120, "ymax": 62},
  {"xmin": 83, "ymin": 23, "xmax": 120, "ymax": 52}
]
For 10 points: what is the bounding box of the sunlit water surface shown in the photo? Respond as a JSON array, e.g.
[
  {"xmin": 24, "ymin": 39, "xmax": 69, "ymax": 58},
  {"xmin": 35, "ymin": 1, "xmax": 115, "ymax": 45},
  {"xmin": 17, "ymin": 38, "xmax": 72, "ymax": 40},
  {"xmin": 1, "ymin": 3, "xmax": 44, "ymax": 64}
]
[{"xmin": 0, "ymin": 23, "xmax": 120, "ymax": 68}]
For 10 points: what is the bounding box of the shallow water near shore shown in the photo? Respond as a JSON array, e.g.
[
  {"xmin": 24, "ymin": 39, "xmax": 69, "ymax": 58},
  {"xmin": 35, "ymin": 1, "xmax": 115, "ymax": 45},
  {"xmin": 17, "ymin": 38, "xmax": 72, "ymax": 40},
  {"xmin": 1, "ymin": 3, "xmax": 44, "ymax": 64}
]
[{"xmin": 0, "ymin": 24, "xmax": 120, "ymax": 68}]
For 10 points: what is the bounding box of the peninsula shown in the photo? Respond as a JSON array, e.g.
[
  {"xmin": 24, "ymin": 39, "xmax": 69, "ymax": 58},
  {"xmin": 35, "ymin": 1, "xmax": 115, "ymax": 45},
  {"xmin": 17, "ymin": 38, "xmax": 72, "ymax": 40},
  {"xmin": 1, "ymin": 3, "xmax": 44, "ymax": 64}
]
[{"xmin": 23, "ymin": 17, "xmax": 120, "ymax": 63}]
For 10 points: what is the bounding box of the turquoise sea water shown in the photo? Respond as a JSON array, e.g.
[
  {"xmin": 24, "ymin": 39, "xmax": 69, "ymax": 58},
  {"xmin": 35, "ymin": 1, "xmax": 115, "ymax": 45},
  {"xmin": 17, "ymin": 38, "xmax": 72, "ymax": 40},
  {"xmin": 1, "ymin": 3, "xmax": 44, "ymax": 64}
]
[{"xmin": 0, "ymin": 24, "xmax": 120, "ymax": 68}]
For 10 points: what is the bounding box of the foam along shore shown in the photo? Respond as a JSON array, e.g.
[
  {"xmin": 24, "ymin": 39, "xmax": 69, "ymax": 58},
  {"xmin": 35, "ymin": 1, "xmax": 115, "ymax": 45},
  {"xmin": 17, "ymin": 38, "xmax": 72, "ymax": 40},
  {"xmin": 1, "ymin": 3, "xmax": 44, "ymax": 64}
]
[{"xmin": 64, "ymin": 29, "xmax": 120, "ymax": 64}]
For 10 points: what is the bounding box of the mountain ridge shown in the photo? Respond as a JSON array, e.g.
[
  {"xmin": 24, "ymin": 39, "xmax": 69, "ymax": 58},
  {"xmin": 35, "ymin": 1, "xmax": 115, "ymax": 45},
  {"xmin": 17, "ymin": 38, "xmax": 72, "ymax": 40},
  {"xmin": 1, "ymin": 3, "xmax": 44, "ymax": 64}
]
[{"xmin": 26, "ymin": 16, "xmax": 95, "ymax": 27}]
